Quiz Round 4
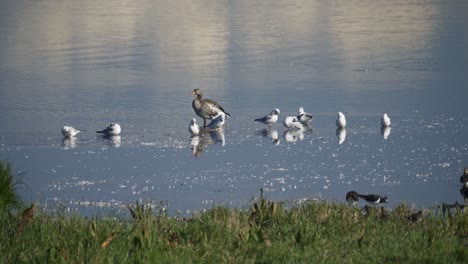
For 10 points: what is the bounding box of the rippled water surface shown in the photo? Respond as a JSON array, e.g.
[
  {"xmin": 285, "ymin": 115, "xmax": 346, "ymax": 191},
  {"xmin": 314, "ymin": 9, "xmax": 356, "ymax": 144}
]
[{"xmin": 1, "ymin": 0, "xmax": 467, "ymax": 215}]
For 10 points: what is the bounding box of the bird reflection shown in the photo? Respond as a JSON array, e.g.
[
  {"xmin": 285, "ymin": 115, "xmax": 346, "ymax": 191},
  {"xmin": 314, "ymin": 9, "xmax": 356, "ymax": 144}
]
[
  {"xmin": 101, "ymin": 135, "xmax": 122, "ymax": 148},
  {"xmin": 381, "ymin": 126, "xmax": 391, "ymax": 140},
  {"xmin": 283, "ymin": 129, "xmax": 304, "ymax": 143},
  {"xmin": 336, "ymin": 127, "xmax": 346, "ymax": 144},
  {"xmin": 190, "ymin": 135, "xmax": 203, "ymax": 158},
  {"xmin": 61, "ymin": 137, "xmax": 78, "ymax": 149},
  {"xmin": 257, "ymin": 128, "xmax": 280, "ymax": 145},
  {"xmin": 189, "ymin": 128, "xmax": 226, "ymax": 157},
  {"xmin": 460, "ymin": 183, "xmax": 468, "ymax": 203}
]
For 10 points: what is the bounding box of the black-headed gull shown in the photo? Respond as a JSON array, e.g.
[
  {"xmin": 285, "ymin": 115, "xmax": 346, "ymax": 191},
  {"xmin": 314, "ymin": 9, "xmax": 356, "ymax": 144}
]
[
  {"xmin": 206, "ymin": 112, "xmax": 226, "ymax": 129},
  {"xmin": 96, "ymin": 123, "xmax": 121, "ymax": 136},
  {"xmin": 254, "ymin": 108, "xmax": 280, "ymax": 126},
  {"xmin": 336, "ymin": 112, "xmax": 347, "ymax": 128},
  {"xmin": 192, "ymin": 88, "xmax": 230, "ymax": 127},
  {"xmin": 283, "ymin": 116, "xmax": 303, "ymax": 130},
  {"xmin": 381, "ymin": 113, "xmax": 391, "ymax": 127},
  {"xmin": 188, "ymin": 118, "xmax": 200, "ymax": 136},
  {"xmin": 61, "ymin": 126, "xmax": 81, "ymax": 137},
  {"xmin": 297, "ymin": 107, "xmax": 313, "ymax": 124}
]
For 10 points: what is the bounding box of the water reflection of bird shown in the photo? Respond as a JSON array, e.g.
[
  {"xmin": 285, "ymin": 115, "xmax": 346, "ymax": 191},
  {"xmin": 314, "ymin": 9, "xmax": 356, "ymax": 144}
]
[
  {"xmin": 192, "ymin": 88, "xmax": 230, "ymax": 127},
  {"xmin": 190, "ymin": 135, "xmax": 203, "ymax": 157},
  {"xmin": 206, "ymin": 112, "xmax": 226, "ymax": 129},
  {"xmin": 255, "ymin": 108, "xmax": 280, "ymax": 126},
  {"xmin": 188, "ymin": 118, "xmax": 200, "ymax": 136},
  {"xmin": 460, "ymin": 182, "xmax": 468, "ymax": 203},
  {"xmin": 336, "ymin": 127, "xmax": 346, "ymax": 144},
  {"xmin": 283, "ymin": 129, "xmax": 304, "ymax": 143},
  {"xmin": 381, "ymin": 113, "xmax": 391, "ymax": 127},
  {"xmin": 381, "ymin": 126, "xmax": 391, "ymax": 140},
  {"xmin": 258, "ymin": 128, "xmax": 280, "ymax": 145},
  {"xmin": 283, "ymin": 116, "xmax": 303, "ymax": 130},
  {"xmin": 358, "ymin": 194, "xmax": 388, "ymax": 204},
  {"xmin": 102, "ymin": 135, "xmax": 122, "ymax": 148},
  {"xmin": 209, "ymin": 128, "xmax": 225, "ymax": 146},
  {"xmin": 336, "ymin": 112, "xmax": 347, "ymax": 128},
  {"xmin": 61, "ymin": 137, "xmax": 78, "ymax": 149},
  {"xmin": 346, "ymin": 191, "xmax": 359, "ymax": 206},
  {"xmin": 96, "ymin": 123, "xmax": 121, "ymax": 136},
  {"xmin": 297, "ymin": 107, "xmax": 313, "ymax": 124},
  {"xmin": 189, "ymin": 128, "xmax": 226, "ymax": 157},
  {"xmin": 61, "ymin": 126, "xmax": 81, "ymax": 137},
  {"xmin": 460, "ymin": 168, "xmax": 468, "ymax": 184}
]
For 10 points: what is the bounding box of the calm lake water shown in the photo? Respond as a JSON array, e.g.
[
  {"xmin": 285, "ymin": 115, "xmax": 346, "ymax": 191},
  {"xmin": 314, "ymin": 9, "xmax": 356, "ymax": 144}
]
[{"xmin": 1, "ymin": 0, "xmax": 467, "ymax": 215}]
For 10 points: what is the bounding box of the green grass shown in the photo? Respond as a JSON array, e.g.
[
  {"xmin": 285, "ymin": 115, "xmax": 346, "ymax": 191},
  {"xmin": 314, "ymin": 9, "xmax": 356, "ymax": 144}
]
[
  {"xmin": 1, "ymin": 192, "xmax": 467, "ymax": 263},
  {"xmin": 0, "ymin": 160, "xmax": 24, "ymax": 215}
]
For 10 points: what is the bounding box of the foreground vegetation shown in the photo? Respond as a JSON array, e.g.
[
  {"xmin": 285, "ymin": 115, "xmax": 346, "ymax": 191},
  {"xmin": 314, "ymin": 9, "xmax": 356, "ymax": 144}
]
[
  {"xmin": 1, "ymin": 192, "xmax": 467, "ymax": 263},
  {"xmin": 0, "ymin": 160, "xmax": 24, "ymax": 216}
]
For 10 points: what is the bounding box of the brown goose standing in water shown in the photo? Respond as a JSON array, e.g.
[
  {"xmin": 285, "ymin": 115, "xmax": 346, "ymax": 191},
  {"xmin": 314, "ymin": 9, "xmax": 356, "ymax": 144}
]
[{"xmin": 192, "ymin": 88, "xmax": 230, "ymax": 127}]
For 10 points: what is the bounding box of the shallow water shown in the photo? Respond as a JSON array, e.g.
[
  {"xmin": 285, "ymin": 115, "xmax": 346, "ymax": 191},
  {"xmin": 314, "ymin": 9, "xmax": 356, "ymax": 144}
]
[{"xmin": 1, "ymin": 0, "xmax": 467, "ymax": 215}]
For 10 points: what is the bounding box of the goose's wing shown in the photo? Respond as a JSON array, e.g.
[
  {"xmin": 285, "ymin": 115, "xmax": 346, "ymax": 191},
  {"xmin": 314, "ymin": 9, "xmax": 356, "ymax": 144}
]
[{"xmin": 204, "ymin": 99, "xmax": 230, "ymax": 116}]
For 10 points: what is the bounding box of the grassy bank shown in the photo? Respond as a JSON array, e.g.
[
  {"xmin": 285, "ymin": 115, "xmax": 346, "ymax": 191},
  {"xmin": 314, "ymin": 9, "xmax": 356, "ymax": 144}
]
[{"xmin": 1, "ymin": 194, "xmax": 467, "ymax": 263}]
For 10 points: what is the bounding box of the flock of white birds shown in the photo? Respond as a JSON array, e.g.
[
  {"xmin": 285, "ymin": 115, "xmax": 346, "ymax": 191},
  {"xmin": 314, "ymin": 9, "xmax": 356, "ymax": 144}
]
[{"xmin": 61, "ymin": 90, "xmax": 392, "ymax": 145}]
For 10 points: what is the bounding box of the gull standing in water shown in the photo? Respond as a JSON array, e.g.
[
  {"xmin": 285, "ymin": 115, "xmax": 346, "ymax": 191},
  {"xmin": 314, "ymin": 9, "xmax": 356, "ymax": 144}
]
[
  {"xmin": 381, "ymin": 113, "xmax": 391, "ymax": 127},
  {"xmin": 192, "ymin": 88, "xmax": 230, "ymax": 127},
  {"xmin": 61, "ymin": 126, "xmax": 81, "ymax": 137},
  {"xmin": 254, "ymin": 108, "xmax": 280, "ymax": 126},
  {"xmin": 336, "ymin": 112, "xmax": 347, "ymax": 128},
  {"xmin": 188, "ymin": 118, "xmax": 200, "ymax": 136},
  {"xmin": 297, "ymin": 107, "xmax": 314, "ymax": 124},
  {"xmin": 96, "ymin": 123, "xmax": 121, "ymax": 136},
  {"xmin": 283, "ymin": 116, "xmax": 303, "ymax": 130}
]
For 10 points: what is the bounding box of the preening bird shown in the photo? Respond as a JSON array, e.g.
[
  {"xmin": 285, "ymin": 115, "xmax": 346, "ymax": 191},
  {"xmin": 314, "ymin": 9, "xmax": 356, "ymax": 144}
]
[
  {"xmin": 206, "ymin": 112, "xmax": 226, "ymax": 129},
  {"xmin": 61, "ymin": 126, "xmax": 81, "ymax": 137},
  {"xmin": 96, "ymin": 123, "xmax": 121, "ymax": 136},
  {"xmin": 336, "ymin": 112, "xmax": 347, "ymax": 128},
  {"xmin": 381, "ymin": 113, "xmax": 391, "ymax": 127},
  {"xmin": 283, "ymin": 116, "xmax": 303, "ymax": 130},
  {"xmin": 297, "ymin": 107, "xmax": 313, "ymax": 124}
]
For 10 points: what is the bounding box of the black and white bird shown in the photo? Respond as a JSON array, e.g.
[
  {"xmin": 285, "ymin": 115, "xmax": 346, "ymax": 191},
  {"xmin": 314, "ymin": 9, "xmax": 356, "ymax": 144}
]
[
  {"xmin": 254, "ymin": 108, "xmax": 280, "ymax": 126},
  {"xmin": 381, "ymin": 113, "xmax": 391, "ymax": 127},
  {"xmin": 96, "ymin": 123, "xmax": 121, "ymax": 136},
  {"xmin": 346, "ymin": 191, "xmax": 359, "ymax": 206},
  {"xmin": 206, "ymin": 112, "xmax": 226, "ymax": 129},
  {"xmin": 336, "ymin": 112, "xmax": 347, "ymax": 128},
  {"xmin": 357, "ymin": 194, "xmax": 388, "ymax": 204},
  {"xmin": 192, "ymin": 88, "xmax": 230, "ymax": 127},
  {"xmin": 460, "ymin": 168, "xmax": 468, "ymax": 184},
  {"xmin": 188, "ymin": 118, "xmax": 200, "ymax": 136},
  {"xmin": 297, "ymin": 107, "xmax": 313, "ymax": 124},
  {"xmin": 61, "ymin": 126, "xmax": 81, "ymax": 137},
  {"xmin": 283, "ymin": 116, "xmax": 303, "ymax": 130},
  {"xmin": 460, "ymin": 182, "xmax": 468, "ymax": 202}
]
